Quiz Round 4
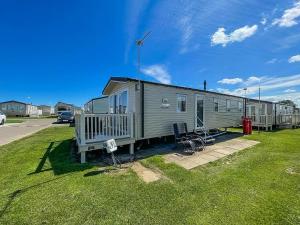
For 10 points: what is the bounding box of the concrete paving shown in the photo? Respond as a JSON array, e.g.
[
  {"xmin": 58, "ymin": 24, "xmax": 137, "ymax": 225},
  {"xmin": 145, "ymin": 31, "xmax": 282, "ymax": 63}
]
[
  {"xmin": 0, "ymin": 118, "xmax": 57, "ymax": 146},
  {"xmin": 164, "ymin": 138, "xmax": 260, "ymax": 170}
]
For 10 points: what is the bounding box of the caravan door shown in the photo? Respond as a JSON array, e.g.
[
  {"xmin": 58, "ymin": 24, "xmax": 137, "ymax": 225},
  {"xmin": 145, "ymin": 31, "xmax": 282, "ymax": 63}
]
[{"xmin": 195, "ymin": 95, "xmax": 204, "ymax": 129}]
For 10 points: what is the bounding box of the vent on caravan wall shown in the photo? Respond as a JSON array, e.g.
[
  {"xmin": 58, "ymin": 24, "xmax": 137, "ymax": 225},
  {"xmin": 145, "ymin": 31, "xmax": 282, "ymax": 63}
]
[{"xmin": 204, "ymin": 80, "xmax": 207, "ymax": 91}]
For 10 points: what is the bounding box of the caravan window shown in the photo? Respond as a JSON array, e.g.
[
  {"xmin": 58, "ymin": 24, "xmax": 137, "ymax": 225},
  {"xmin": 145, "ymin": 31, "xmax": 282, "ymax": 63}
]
[
  {"xmin": 177, "ymin": 94, "xmax": 187, "ymax": 112},
  {"xmin": 226, "ymin": 100, "xmax": 231, "ymax": 112},
  {"xmin": 213, "ymin": 98, "xmax": 219, "ymax": 112},
  {"xmin": 109, "ymin": 96, "xmax": 115, "ymax": 113},
  {"xmin": 109, "ymin": 90, "xmax": 128, "ymax": 114},
  {"xmin": 238, "ymin": 102, "xmax": 243, "ymax": 112},
  {"xmin": 118, "ymin": 90, "xmax": 128, "ymax": 114},
  {"xmin": 260, "ymin": 104, "xmax": 266, "ymax": 115}
]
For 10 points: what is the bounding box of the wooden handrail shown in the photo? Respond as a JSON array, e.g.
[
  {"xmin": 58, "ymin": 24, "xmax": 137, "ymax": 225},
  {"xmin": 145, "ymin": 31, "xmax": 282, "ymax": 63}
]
[{"xmin": 75, "ymin": 113, "xmax": 133, "ymax": 144}]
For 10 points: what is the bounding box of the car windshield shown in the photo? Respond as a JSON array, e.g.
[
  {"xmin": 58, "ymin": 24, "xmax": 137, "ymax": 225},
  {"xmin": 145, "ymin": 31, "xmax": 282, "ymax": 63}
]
[{"xmin": 61, "ymin": 112, "xmax": 72, "ymax": 116}]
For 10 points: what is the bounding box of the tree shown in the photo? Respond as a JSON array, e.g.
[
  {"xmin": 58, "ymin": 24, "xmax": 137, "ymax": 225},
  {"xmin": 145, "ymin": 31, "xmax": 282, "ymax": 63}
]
[{"xmin": 278, "ymin": 100, "xmax": 296, "ymax": 108}]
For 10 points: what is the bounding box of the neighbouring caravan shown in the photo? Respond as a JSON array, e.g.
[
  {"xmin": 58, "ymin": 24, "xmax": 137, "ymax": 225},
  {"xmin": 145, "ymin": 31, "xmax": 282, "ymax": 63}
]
[
  {"xmin": 273, "ymin": 103, "xmax": 299, "ymax": 127},
  {"xmin": 245, "ymin": 100, "xmax": 299, "ymax": 129},
  {"xmin": 0, "ymin": 100, "xmax": 40, "ymax": 117},
  {"xmin": 55, "ymin": 102, "xmax": 81, "ymax": 115},
  {"xmin": 84, "ymin": 96, "xmax": 108, "ymax": 114},
  {"xmin": 38, "ymin": 105, "xmax": 52, "ymax": 116},
  {"xmin": 75, "ymin": 77, "xmax": 245, "ymax": 162},
  {"xmin": 245, "ymin": 99, "xmax": 274, "ymax": 130},
  {"xmin": 275, "ymin": 103, "xmax": 294, "ymax": 115}
]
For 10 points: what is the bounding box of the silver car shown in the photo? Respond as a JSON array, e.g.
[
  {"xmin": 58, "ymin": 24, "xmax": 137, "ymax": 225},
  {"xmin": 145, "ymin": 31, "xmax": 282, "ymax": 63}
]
[{"xmin": 0, "ymin": 111, "xmax": 7, "ymax": 125}]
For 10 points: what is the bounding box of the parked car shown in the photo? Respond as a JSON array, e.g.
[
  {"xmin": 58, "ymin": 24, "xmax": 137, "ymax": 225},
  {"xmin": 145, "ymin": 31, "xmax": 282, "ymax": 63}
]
[
  {"xmin": 0, "ymin": 111, "xmax": 7, "ymax": 125},
  {"xmin": 57, "ymin": 111, "xmax": 74, "ymax": 123}
]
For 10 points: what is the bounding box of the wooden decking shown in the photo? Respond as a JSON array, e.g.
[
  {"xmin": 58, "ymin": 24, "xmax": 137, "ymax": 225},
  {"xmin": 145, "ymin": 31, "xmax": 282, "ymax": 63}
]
[
  {"xmin": 249, "ymin": 114, "xmax": 300, "ymax": 130},
  {"xmin": 75, "ymin": 113, "xmax": 135, "ymax": 163},
  {"xmin": 249, "ymin": 115, "xmax": 273, "ymax": 131}
]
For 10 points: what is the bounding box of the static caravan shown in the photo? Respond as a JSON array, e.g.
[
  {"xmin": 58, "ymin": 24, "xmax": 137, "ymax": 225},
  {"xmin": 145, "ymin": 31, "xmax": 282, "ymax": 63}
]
[
  {"xmin": 0, "ymin": 100, "xmax": 39, "ymax": 117},
  {"xmin": 75, "ymin": 77, "xmax": 245, "ymax": 163},
  {"xmin": 245, "ymin": 99, "xmax": 274, "ymax": 130},
  {"xmin": 55, "ymin": 102, "xmax": 81, "ymax": 115},
  {"xmin": 38, "ymin": 105, "xmax": 51, "ymax": 116},
  {"xmin": 245, "ymin": 100, "xmax": 300, "ymax": 129},
  {"xmin": 84, "ymin": 96, "xmax": 108, "ymax": 114},
  {"xmin": 275, "ymin": 103, "xmax": 294, "ymax": 115},
  {"xmin": 274, "ymin": 103, "xmax": 300, "ymax": 127}
]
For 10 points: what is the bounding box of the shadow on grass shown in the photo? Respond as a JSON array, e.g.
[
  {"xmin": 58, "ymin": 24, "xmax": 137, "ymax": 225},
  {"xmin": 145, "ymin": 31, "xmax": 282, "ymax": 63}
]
[
  {"xmin": 83, "ymin": 168, "xmax": 119, "ymax": 177},
  {"xmin": 29, "ymin": 139, "xmax": 93, "ymax": 176},
  {"xmin": 0, "ymin": 175, "xmax": 68, "ymax": 219}
]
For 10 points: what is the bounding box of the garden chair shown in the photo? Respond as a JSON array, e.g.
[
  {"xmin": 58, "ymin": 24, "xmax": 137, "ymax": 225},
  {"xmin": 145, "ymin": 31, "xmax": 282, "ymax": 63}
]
[
  {"xmin": 173, "ymin": 123, "xmax": 197, "ymax": 154},
  {"xmin": 183, "ymin": 123, "xmax": 205, "ymax": 151},
  {"xmin": 184, "ymin": 123, "xmax": 215, "ymax": 144}
]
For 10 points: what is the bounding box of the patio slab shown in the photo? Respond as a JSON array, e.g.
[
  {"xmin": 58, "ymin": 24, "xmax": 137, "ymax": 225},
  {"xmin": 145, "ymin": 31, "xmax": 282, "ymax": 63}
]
[
  {"xmin": 205, "ymin": 151, "xmax": 226, "ymax": 158},
  {"xmin": 131, "ymin": 162, "xmax": 162, "ymax": 183},
  {"xmin": 164, "ymin": 137, "xmax": 260, "ymax": 170}
]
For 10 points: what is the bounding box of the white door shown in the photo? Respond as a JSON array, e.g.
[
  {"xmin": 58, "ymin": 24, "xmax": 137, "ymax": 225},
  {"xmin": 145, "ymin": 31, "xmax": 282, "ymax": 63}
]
[{"xmin": 195, "ymin": 95, "xmax": 204, "ymax": 129}]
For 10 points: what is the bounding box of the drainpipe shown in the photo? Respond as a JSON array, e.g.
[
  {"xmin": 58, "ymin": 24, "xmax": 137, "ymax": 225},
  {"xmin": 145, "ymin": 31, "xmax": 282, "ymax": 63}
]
[
  {"xmin": 140, "ymin": 81, "xmax": 144, "ymax": 138},
  {"xmin": 274, "ymin": 103, "xmax": 277, "ymax": 126},
  {"xmin": 244, "ymin": 98, "xmax": 247, "ymax": 118}
]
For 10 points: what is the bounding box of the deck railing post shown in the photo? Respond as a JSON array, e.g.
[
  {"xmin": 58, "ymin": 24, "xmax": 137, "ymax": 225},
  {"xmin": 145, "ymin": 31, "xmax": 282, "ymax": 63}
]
[
  {"xmin": 80, "ymin": 112, "xmax": 85, "ymax": 145},
  {"xmin": 130, "ymin": 113, "xmax": 134, "ymax": 138},
  {"xmin": 76, "ymin": 113, "xmax": 133, "ymax": 145}
]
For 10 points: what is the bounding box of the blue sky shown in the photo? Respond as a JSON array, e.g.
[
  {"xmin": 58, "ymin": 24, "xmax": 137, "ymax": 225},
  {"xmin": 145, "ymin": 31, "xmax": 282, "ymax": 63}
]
[{"xmin": 1, "ymin": 0, "xmax": 300, "ymax": 106}]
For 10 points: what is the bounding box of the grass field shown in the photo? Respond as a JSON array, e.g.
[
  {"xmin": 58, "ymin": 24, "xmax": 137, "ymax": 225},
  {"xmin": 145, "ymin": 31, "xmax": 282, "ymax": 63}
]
[{"xmin": 0, "ymin": 127, "xmax": 299, "ymax": 224}]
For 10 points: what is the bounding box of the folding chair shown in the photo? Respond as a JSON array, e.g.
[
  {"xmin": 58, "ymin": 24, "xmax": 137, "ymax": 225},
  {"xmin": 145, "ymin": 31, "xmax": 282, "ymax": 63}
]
[
  {"xmin": 183, "ymin": 123, "xmax": 205, "ymax": 151},
  {"xmin": 173, "ymin": 123, "xmax": 197, "ymax": 154}
]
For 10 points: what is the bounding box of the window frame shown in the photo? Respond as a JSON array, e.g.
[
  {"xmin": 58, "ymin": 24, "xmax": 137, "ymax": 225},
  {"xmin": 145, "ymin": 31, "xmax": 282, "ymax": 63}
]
[
  {"xmin": 108, "ymin": 88, "xmax": 129, "ymax": 114},
  {"xmin": 213, "ymin": 98, "xmax": 219, "ymax": 112},
  {"xmin": 118, "ymin": 90, "xmax": 128, "ymax": 114},
  {"xmin": 226, "ymin": 99, "xmax": 231, "ymax": 112},
  {"xmin": 238, "ymin": 101, "xmax": 243, "ymax": 112},
  {"xmin": 176, "ymin": 94, "xmax": 187, "ymax": 113},
  {"xmin": 109, "ymin": 95, "xmax": 115, "ymax": 113}
]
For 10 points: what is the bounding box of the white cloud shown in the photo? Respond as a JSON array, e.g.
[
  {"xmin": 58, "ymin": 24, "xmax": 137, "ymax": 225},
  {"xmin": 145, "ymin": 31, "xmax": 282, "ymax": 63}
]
[
  {"xmin": 262, "ymin": 92, "xmax": 300, "ymax": 107},
  {"xmin": 179, "ymin": 16, "xmax": 193, "ymax": 46},
  {"xmin": 216, "ymin": 74, "xmax": 300, "ymax": 102},
  {"xmin": 261, "ymin": 17, "xmax": 267, "ymax": 25},
  {"xmin": 141, "ymin": 64, "xmax": 171, "ymax": 84},
  {"xmin": 211, "ymin": 28, "xmax": 229, "ymax": 47},
  {"xmin": 211, "ymin": 25, "xmax": 258, "ymax": 47},
  {"xmin": 218, "ymin": 78, "xmax": 243, "ymax": 84},
  {"xmin": 266, "ymin": 58, "xmax": 278, "ymax": 64},
  {"xmin": 244, "ymin": 74, "xmax": 300, "ymax": 95},
  {"xmin": 178, "ymin": 15, "xmax": 201, "ymax": 54},
  {"xmin": 245, "ymin": 76, "xmax": 261, "ymax": 85},
  {"xmin": 284, "ymin": 89, "xmax": 296, "ymax": 93},
  {"xmin": 275, "ymin": 33, "xmax": 300, "ymax": 50},
  {"xmin": 288, "ymin": 54, "xmax": 300, "ymax": 63},
  {"xmin": 216, "ymin": 88, "xmax": 231, "ymax": 94},
  {"xmin": 272, "ymin": 1, "xmax": 300, "ymax": 27},
  {"xmin": 217, "ymin": 76, "xmax": 262, "ymax": 86}
]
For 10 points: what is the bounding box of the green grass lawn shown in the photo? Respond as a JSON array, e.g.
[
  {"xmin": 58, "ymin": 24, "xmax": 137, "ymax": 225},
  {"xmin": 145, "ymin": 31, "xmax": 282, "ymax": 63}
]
[{"xmin": 0, "ymin": 127, "xmax": 299, "ymax": 224}]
